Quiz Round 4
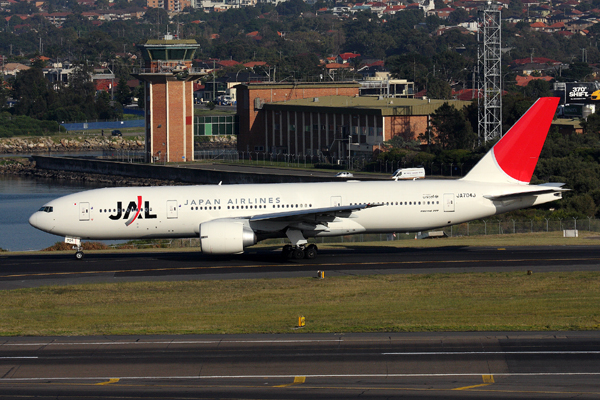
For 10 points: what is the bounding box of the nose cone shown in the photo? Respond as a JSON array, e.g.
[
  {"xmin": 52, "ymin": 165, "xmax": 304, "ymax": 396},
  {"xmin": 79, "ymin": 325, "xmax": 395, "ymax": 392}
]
[
  {"xmin": 29, "ymin": 212, "xmax": 39, "ymax": 229},
  {"xmin": 29, "ymin": 211, "xmax": 54, "ymax": 233}
]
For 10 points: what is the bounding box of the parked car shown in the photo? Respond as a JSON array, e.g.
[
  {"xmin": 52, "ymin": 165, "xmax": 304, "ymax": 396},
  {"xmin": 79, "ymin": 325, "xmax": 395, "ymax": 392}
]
[
  {"xmin": 335, "ymin": 171, "xmax": 353, "ymax": 178},
  {"xmin": 111, "ymin": 130, "xmax": 122, "ymax": 136}
]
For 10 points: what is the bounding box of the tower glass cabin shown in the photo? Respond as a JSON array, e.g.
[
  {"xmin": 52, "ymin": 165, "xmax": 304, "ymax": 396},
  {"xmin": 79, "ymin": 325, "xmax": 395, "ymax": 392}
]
[{"xmin": 133, "ymin": 37, "xmax": 205, "ymax": 163}]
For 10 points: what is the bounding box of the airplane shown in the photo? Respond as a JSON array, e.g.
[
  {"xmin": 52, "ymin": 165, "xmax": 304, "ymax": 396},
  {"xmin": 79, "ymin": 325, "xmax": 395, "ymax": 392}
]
[{"xmin": 30, "ymin": 97, "xmax": 567, "ymax": 260}]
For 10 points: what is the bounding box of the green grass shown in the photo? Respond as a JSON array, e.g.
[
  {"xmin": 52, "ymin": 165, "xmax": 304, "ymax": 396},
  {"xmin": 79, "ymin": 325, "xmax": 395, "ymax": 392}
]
[{"xmin": 0, "ymin": 271, "xmax": 598, "ymax": 336}]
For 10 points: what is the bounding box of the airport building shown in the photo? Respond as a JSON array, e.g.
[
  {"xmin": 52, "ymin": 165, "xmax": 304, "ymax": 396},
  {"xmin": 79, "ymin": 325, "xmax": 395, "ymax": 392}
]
[{"xmin": 236, "ymin": 82, "xmax": 470, "ymax": 160}]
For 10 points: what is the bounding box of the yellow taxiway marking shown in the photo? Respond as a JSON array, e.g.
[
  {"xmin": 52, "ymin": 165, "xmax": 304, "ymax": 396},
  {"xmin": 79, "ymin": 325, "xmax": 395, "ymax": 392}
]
[
  {"xmin": 452, "ymin": 375, "xmax": 494, "ymax": 390},
  {"xmin": 274, "ymin": 376, "xmax": 306, "ymax": 387},
  {"xmin": 95, "ymin": 378, "xmax": 119, "ymax": 385}
]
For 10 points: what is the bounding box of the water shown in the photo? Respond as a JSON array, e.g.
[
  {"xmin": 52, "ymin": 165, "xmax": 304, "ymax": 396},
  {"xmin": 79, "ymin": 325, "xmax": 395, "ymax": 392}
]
[{"xmin": 0, "ymin": 176, "xmax": 109, "ymax": 251}]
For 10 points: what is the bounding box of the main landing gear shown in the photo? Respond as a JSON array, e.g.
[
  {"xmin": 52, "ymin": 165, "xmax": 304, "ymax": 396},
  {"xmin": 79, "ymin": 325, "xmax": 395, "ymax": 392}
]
[{"xmin": 282, "ymin": 244, "xmax": 318, "ymax": 260}]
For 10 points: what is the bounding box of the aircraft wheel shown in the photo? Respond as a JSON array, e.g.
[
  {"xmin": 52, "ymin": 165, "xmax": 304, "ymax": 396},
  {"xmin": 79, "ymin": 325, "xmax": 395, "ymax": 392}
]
[
  {"xmin": 282, "ymin": 245, "xmax": 293, "ymax": 259},
  {"xmin": 75, "ymin": 251, "xmax": 84, "ymax": 260},
  {"xmin": 305, "ymin": 245, "xmax": 317, "ymax": 259},
  {"xmin": 292, "ymin": 248, "xmax": 305, "ymax": 259}
]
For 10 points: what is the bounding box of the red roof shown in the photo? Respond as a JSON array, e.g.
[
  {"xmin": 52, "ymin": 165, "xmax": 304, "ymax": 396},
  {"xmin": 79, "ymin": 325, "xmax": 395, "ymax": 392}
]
[
  {"xmin": 338, "ymin": 52, "xmax": 361, "ymax": 61},
  {"xmin": 244, "ymin": 61, "xmax": 267, "ymax": 68},
  {"xmin": 95, "ymin": 79, "xmax": 112, "ymax": 92},
  {"xmin": 530, "ymin": 22, "xmax": 546, "ymax": 28},
  {"xmin": 217, "ymin": 60, "xmax": 241, "ymax": 68},
  {"xmin": 452, "ymin": 89, "xmax": 482, "ymax": 101},
  {"xmin": 515, "ymin": 75, "xmax": 553, "ymax": 87},
  {"xmin": 325, "ymin": 63, "xmax": 351, "ymax": 69},
  {"xmin": 512, "ymin": 57, "xmax": 560, "ymax": 65}
]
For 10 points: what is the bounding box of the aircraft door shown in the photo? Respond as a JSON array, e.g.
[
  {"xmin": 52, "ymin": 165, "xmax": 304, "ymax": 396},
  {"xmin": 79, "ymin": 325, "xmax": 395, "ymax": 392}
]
[
  {"xmin": 331, "ymin": 196, "xmax": 342, "ymax": 207},
  {"xmin": 79, "ymin": 202, "xmax": 90, "ymax": 221},
  {"xmin": 167, "ymin": 200, "xmax": 178, "ymax": 219},
  {"xmin": 443, "ymin": 193, "xmax": 455, "ymax": 212}
]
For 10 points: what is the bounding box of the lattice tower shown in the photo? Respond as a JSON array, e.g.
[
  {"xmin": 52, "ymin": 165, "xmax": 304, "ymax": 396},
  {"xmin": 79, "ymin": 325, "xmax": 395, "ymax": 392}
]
[{"xmin": 478, "ymin": 3, "xmax": 502, "ymax": 144}]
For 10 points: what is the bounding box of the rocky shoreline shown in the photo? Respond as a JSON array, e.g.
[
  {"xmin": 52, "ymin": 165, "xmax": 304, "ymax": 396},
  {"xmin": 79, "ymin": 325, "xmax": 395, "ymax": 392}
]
[
  {"xmin": 0, "ymin": 135, "xmax": 237, "ymax": 154},
  {"xmin": 0, "ymin": 159, "xmax": 182, "ymax": 186},
  {"xmin": 0, "ymin": 136, "xmax": 145, "ymax": 154}
]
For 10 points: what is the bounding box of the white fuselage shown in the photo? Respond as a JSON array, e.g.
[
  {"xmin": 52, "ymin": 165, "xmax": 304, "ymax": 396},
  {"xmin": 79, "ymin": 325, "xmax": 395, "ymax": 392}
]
[{"xmin": 29, "ymin": 179, "xmax": 560, "ymax": 241}]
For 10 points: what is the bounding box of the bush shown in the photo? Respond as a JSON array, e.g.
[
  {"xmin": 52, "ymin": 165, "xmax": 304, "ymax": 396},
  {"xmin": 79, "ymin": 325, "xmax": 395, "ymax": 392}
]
[
  {"xmin": 42, "ymin": 242, "xmax": 110, "ymax": 251},
  {"xmin": 0, "ymin": 112, "xmax": 62, "ymax": 138}
]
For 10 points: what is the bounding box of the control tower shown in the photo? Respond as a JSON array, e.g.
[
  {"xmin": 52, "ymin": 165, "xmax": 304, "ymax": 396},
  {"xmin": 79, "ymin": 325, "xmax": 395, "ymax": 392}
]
[{"xmin": 133, "ymin": 36, "xmax": 205, "ymax": 163}]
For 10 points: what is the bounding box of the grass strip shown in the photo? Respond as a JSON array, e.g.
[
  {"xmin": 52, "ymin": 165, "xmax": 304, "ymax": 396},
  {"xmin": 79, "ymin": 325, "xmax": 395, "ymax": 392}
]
[{"xmin": 1, "ymin": 271, "xmax": 599, "ymax": 336}]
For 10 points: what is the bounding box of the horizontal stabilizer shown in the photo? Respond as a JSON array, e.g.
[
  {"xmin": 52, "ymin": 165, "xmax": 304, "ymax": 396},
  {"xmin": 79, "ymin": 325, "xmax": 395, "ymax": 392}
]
[{"xmin": 484, "ymin": 184, "xmax": 569, "ymax": 201}]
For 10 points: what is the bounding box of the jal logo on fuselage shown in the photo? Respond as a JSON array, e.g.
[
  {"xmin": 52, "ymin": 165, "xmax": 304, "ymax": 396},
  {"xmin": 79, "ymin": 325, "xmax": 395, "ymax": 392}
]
[{"xmin": 108, "ymin": 195, "xmax": 157, "ymax": 226}]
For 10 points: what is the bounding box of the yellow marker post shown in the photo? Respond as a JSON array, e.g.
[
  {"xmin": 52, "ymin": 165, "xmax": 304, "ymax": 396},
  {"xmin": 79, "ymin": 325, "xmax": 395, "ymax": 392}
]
[{"xmin": 298, "ymin": 316, "xmax": 305, "ymax": 327}]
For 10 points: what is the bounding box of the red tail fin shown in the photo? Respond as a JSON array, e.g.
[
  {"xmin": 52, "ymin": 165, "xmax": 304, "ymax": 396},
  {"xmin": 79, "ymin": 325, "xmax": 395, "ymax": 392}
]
[
  {"xmin": 462, "ymin": 97, "xmax": 559, "ymax": 184},
  {"xmin": 493, "ymin": 97, "xmax": 559, "ymax": 183}
]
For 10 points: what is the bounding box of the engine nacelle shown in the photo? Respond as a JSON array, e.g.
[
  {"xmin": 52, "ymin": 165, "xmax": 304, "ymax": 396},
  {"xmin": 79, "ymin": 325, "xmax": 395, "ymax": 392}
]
[{"xmin": 199, "ymin": 220, "xmax": 257, "ymax": 254}]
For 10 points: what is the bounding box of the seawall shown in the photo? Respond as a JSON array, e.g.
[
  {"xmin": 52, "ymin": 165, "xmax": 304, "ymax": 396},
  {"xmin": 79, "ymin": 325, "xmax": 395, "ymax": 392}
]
[{"xmin": 31, "ymin": 156, "xmax": 338, "ymax": 185}]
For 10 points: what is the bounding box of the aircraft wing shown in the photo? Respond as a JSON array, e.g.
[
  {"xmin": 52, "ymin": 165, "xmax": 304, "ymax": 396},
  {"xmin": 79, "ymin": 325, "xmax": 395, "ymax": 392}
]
[
  {"xmin": 249, "ymin": 203, "xmax": 380, "ymax": 223},
  {"xmin": 484, "ymin": 183, "xmax": 569, "ymax": 201}
]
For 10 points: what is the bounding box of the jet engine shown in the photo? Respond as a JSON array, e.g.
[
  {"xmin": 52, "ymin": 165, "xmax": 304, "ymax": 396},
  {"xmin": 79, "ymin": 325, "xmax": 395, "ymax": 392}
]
[{"xmin": 199, "ymin": 220, "xmax": 257, "ymax": 254}]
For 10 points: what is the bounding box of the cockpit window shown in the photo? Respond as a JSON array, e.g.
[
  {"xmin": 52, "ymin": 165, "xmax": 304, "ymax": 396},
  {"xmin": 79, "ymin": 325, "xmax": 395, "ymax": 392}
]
[{"xmin": 38, "ymin": 206, "xmax": 53, "ymax": 213}]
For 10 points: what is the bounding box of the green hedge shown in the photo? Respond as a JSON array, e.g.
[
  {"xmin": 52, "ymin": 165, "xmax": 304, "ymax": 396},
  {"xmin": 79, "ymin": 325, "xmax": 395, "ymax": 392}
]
[{"xmin": 0, "ymin": 112, "xmax": 64, "ymax": 138}]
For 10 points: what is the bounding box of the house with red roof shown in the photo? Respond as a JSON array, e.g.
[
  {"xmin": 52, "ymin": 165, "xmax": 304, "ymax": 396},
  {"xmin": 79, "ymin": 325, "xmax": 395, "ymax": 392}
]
[
  {"xmin": 336, "ymin": 52, "xmax": 361, "ymax": 64},
  {"xmin": 217, "ymin": 60, "xmax": 241, "ymax": 68},
  {"xmin": 428, "ymin": 7, "xmax": 455, "ymax": 19},
  {"xmin": 515, "ymin": 75, "xmax": 553, "ymax": 87},
  {"xmin": 244, "ymin": 61, "xmax": 267, "ymax": 68},
  {"xmin": 530, "ymin": 21, "xmax": 546, "ymax": 31},
  {"xmin": 452, "ymin": 88, "xmax": 482, "ymax": 101}
]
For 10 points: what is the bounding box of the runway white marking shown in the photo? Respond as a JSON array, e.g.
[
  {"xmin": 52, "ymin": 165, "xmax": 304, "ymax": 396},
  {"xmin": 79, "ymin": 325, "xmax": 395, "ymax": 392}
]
[{"xmin": 383, "ymin": 351, "xmax": 600, "ymax": 355}]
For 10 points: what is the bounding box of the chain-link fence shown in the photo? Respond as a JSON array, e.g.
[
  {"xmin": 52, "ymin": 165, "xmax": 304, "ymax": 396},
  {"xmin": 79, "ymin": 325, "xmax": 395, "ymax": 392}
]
[
  {"xmin": 141, "ymin": 218, "xmax": 597, "ymax": 249},
  {"xmin": 101, "ymin": 150, "xmax": 145, "ymax": 163},
  {"xmin": 214, "ymin": 151, "xmax": 477, "ymax": 177}
]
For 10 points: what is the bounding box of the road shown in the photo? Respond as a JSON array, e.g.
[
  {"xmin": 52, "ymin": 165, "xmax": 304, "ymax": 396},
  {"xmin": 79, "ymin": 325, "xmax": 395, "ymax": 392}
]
[
  {"xmin": 2, "ymin": 245, "xmax": 600, "ymax": 289},
  {"xmin": 0, "ymin": 332, "xmax": 599, "ymax": 399}
]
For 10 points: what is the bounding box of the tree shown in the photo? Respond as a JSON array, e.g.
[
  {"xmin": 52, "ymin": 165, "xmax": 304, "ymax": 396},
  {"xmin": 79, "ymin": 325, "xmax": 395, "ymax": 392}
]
[
  {"xmin": 430, "ymin": 103, "xmax": 476, "ymax": 150},
  {"xmin": 115, "ymin": 78, "xmax": 132, "ymax": 106},
  {"xmin": 11, "ymin": 68, "xmax": 52, "ymax": 119},
  {"xmin": 520, "ymin": 78, "xmax": 553, "ymax": 100},
  {"xmin": 447, "ymin": 8, "xmax": 470, "ymax": 25},
  {"xmin": 427, "ymin": 77, "xmax": 452, "ymax": 99}
]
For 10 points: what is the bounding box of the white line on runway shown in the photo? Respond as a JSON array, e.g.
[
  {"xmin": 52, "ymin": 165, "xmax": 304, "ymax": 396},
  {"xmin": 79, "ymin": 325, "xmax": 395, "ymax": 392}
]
[
  {"xmin": 383, "ymin": 351, "xmax": 600, "ymax": 355},
  {"xmin": 0, "ymin": 357, "xmax": 38, "ymax": 359}
]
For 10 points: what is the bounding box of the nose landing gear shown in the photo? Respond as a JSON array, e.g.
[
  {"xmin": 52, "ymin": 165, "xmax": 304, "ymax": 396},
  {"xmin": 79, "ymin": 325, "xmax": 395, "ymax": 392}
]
[{"xmin": 66, "ymin": 237, "xmax": 84, "ymax": 260}]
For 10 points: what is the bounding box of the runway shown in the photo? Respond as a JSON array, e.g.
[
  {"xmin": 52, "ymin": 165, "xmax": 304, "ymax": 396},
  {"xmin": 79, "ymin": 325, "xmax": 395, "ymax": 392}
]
[
  {"xmin": 1, "ymin": 332, "xmax": 599, "ymax": 399},
  {"xmin": 2, "ymin": 245, "xmax": 600, "ymax": 289},
  {"xmin": 2, "ymin": 246, "xmax": 599, "ymax": 398}
]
